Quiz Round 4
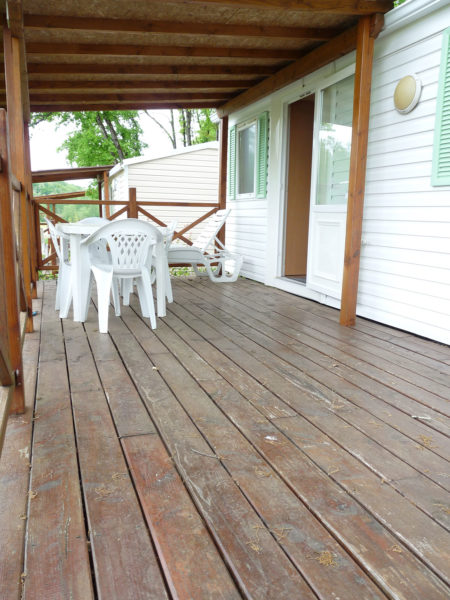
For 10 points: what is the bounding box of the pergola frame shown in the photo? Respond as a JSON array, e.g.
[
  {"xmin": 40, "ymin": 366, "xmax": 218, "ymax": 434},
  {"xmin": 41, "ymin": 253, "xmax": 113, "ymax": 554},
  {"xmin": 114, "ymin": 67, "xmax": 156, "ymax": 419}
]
[{"xmin": 0, "ymin": 0, "xmax": 391, "ymax": 447}]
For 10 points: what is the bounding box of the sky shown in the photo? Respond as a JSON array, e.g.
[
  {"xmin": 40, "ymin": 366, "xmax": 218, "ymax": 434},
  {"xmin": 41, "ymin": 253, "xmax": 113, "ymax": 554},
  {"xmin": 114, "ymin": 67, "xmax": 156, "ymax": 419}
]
[{"xmin": 29, "ymin": 110, "xmax": 177, "ymax": 175}]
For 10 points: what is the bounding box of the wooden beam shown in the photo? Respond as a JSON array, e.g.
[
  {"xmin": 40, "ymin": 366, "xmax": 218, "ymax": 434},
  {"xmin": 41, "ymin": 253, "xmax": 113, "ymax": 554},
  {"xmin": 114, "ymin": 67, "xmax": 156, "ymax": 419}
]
[
  {"xmin": 4, "ymin": 27, "xmax": 33, "ymax": 332},
  {"xmin": 28, "ymin": 92, "xmax": 234, "ymax": 103},
  {"xmin": 133, "ymin": 0, "xmax": 394, "ymax": 14},
  {"xmin": 25, "ymin": 79, "xmax": 259, "ymax": 91},
  {"xmin": 23, "ymin": 121, "xmax": 38, "ymax": 297},
  {"xmin": 35, "ymin": 191, "xmax": 87, "ymax": 201},
  {"xmin": 25, "ymin": 42, "xmax": 303, "ymax": 61},
  {"xmin": 29, "ymin": 102, "xmax": 221, "ymax": 112},
  {"xmin": 0, "ymin": 108, "xmax": 25, "ymax": 413},
  {"xmin": 23, "ymin": 15, "xmax": 343, "ymax": 40},
  {"xmin": 32, "ymin": 165, "xmax": 113, "ymax": 183},
  {"xmin": 218, "ymin": 25, "xmax": 358, "ymax": 116},
  {"xmin": 217, "ymin": 116, "xmax": 228, "ymax": 247},
  {"xmin": 340, "ymin": 16, "xmax": 377, "ymax": 327},
  {"xmin": 27, "ymin": 63, "xmax": 275, "ymax": 76}
]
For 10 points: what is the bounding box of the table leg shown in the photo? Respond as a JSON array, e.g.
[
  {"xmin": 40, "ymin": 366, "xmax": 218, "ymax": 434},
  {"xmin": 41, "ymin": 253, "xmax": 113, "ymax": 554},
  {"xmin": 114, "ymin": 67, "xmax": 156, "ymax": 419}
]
[{"xmin": 71, "ymin": 235, "xmax": 91, "ymax": 322}]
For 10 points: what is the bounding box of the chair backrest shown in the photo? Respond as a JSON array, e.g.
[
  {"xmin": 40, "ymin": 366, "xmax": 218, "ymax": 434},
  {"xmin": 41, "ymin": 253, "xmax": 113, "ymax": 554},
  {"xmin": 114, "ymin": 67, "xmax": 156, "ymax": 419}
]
[
  {"xmin": 44, "ymin": 217, "xmax": 68, "ymax": 264},
  {"xmin": 82, "ymin": 218, "xmax": 162, "ymax": 271},
  {"xmin": 78, "ymin": 217, "xmax": 110, "ymax": 225},
  {"xmin": 193, "ymin": 209, "xmax": 231, "ymax": 252}
]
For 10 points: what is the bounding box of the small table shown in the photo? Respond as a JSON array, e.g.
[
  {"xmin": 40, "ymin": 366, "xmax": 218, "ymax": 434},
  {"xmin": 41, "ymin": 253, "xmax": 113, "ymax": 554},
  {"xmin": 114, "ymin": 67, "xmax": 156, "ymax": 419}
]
[{"xmin": 56, "ymin": 221, "xmax": 168, "ymax": 322}]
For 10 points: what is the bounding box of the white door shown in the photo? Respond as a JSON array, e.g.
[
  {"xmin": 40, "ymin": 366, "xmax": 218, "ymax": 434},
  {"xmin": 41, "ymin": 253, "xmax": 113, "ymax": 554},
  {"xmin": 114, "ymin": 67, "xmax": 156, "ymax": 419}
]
[{"xmin": 307, "ymin": 74, "xmax": 354, "ymax": 299}]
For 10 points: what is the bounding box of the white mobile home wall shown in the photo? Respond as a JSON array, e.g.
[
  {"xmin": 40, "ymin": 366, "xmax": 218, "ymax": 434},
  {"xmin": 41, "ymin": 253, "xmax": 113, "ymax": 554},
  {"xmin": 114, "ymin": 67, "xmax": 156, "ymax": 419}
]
[
  {"xmin": 109, "ymin": 143, "xmax": 219, "ymax": 239},
  {"xmin": 226, "ymin": 0, "xmax": 450, "ymax": 346}
]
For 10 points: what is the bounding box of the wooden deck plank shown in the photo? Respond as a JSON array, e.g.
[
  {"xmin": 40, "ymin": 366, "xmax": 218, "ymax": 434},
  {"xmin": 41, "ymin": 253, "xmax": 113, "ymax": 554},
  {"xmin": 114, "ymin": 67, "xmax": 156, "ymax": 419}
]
[
  {"xmin": 216, "ymin": 278, "xmax": 450, "ymax": 398},
  {"xmin": 183, "ymin": 280, "xmax": 450, "ymax": 456},
  {"xmin": 122, "ymin": 434, "xmax": 242, "ymax": 600},
  {"xmin": 77, "ymin": 311, "xmax": 158, "ymax": 438},
  {"xmin": 61, "ymin": 315, "xmax": 169, "ymax": 600},
  {"xmin": 127, "ymin": 293, "xmax": 450, "ymax": 598},
  {"xmin": 242, "ymin": 278, "xmax": 450, "ymax": 365},
  {"xmin": 158, "ymin": 288, "xmax": 450, "ymax": 585},
  {"xmin": 120, "ymin": 304, "xmax": 387, "ymax": 600},
  {"xmin": 0, "ymin": 287, "xmax": 42, "ymax": 600},
  {"xmin": 208, "ymin": 279, "xmax": 450, "ymax": 416},
  {"xmin": 171, "ymin": 285, "xmax": 450, "ymax": 529},
  {"xmin": 105, "ymin": 312, "xmax": 316, "ymax": 600},
  {"xmin": 24, "ymin": 282, "xmax": 94, "ymax": 600}
]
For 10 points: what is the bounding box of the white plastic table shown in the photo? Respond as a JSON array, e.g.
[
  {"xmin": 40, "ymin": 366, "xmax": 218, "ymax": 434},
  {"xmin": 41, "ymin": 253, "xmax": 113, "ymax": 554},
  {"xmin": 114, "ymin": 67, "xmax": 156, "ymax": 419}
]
[{"xmin": 56, "ymin": 221, "xmax": 168, "ymax": 322}]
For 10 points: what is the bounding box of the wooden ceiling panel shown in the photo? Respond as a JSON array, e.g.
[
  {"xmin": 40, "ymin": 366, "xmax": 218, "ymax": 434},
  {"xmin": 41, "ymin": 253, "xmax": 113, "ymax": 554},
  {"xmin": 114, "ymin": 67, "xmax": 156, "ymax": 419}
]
[{"xmin": 2, "ymin": 0, "xmax": 393, "ymax": 113}]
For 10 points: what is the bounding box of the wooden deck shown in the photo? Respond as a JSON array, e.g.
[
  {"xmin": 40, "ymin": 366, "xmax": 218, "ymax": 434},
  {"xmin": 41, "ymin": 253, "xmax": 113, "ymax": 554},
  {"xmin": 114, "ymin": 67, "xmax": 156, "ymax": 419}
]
[{"xmin": 1, "ymin": 277, "xmax": 449, "ymax": 600}]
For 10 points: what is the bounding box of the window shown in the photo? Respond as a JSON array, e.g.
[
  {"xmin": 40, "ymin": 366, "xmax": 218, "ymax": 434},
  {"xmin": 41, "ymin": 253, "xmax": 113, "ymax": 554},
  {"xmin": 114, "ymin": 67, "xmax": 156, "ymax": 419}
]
[
  {"xmin": 316, "ymin": 74, "xmax": 354, "ymax": 205},
  {"xmin": 238, "ymin": 123, "xmax": 256, "ymax": 195},
  {"xmin": 432, "ymin": 27, "xmax": 450, "ymax": 186},
  {"xmin": 227, "ymin": 112, "xmax": 269, "ymax": 199}
]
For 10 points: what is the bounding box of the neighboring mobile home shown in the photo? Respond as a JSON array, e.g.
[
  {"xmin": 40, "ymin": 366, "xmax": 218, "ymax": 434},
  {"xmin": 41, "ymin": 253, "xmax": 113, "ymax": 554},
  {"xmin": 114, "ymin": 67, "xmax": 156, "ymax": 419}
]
[
  {"xmin": 108, "ymin": 142, "xmax": 219, "ymax": 235},
  {"xmin": 225, "ymin": 0, "xmax": 450, "ymax": 345}
]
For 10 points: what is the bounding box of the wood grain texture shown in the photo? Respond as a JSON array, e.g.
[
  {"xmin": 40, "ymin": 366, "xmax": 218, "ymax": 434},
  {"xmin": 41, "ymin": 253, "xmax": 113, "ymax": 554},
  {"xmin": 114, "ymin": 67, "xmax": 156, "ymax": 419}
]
[
  {"xmin": 62, "ymin": 316, "xmax": 169, "ymax": 600},
  {"xmin": 122, "ymin": 434, "xmax": 241, "ymax": 600},
  {"xmin": 24, "ymin": 283, "xmax": 94, "ymax": 600},
  {"xmin": 340, "ymin": 16, "xmax": 375, "ymax": 326}
]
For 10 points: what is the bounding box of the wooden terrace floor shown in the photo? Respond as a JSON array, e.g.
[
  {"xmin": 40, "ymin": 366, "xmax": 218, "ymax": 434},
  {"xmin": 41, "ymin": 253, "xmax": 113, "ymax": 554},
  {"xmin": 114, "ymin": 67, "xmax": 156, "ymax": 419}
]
[{"xmin": 1, "ymin": 277, "xmax": 449, "ymax": 599}]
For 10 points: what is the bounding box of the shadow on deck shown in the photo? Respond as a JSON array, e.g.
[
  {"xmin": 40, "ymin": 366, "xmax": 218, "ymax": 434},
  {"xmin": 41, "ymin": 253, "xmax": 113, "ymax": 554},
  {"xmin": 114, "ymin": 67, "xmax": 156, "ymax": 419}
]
[{"xmin": 1, "ymin": 277, "xmax": 449, "ymax": 599}]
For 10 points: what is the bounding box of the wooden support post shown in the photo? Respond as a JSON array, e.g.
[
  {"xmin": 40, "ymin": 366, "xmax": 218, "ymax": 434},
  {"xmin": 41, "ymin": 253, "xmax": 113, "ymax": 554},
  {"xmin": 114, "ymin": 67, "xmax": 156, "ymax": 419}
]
[
  {"xmin": 340, "ymin": 16, "xmax": 376, "ymax": 327},
  {"xmin": 128, "ymin": 187, "xmax": 138, "ymax": 218},
  {"xmin": 4, "ymin": 28, "xmax": 33, "ymax": 332},
  {"xmin": 103, "ymin": 170, "xmax": 110, "ymax": 218},
  {"xmin": 217, "ymin": 116, "xmax": 228, "ymax": 247},
  {"xmin": 0, "ymin": 109, "xmax": 25, "ymax": 413},
  {"xmin": 97, "ymin": 176, "xmax": 103, "ymax": 217}
]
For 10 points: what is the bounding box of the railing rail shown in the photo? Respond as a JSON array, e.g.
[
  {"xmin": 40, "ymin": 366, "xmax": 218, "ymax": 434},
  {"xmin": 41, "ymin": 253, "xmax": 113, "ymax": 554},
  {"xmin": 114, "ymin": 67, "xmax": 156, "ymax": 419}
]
[{"xmin": 35, "ymin": 187, "xmax": 221, "ymax": 271}]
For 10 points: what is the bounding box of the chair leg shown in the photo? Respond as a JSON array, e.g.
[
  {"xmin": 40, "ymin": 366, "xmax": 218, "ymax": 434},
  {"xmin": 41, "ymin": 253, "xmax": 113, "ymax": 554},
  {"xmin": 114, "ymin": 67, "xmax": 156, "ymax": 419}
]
[
  {"xmin": 138, "ymin": 270, "xmax": 156, "ymax": 329},
  {"xmin": 112, "ymin": 277, "xmax": 121, "ymax": 316},
  {"xmin": 165, "ymin": 262, "xmax": 173, "ymax": 303},
  {"xmin": 92, "ymin": 266, "xmax": 113, "ymax": 334},
  {"xmin": 122, "ymin": 278, "xmax": 133, "ymax": 305}
]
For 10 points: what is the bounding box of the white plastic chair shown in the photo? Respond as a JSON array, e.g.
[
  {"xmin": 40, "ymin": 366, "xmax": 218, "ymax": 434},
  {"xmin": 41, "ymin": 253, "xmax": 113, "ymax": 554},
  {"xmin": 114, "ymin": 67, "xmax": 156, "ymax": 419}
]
[
  {"xmin": 167, "ymin": 209, "xmax": 242, "ymax": 282},
  {"xmin": 81, "ymin": 219, "xmax": 162, "ymax": 333},
  {"xmin": 44, "ymin": 217, "xmax": 73, "ymax": 317}
]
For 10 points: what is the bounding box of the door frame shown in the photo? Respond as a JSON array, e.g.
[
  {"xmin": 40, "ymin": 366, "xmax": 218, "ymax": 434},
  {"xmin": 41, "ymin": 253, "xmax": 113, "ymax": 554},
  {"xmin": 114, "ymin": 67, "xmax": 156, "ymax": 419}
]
[{"xmin": 277, "ymin": 63, "xmax": 356, "ymax": 300}]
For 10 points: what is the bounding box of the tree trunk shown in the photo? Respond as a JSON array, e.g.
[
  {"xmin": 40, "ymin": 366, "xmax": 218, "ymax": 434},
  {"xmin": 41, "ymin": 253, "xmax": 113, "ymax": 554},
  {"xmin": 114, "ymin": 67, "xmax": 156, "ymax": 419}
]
[{"xmin": 103, "ymin": 114, "xmax": 125, "ymax": 162}]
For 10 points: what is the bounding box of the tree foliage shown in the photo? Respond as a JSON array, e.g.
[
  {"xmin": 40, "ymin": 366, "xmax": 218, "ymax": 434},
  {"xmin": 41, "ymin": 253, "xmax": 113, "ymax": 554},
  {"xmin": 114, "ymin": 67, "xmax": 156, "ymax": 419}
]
[
  {"xmin": 30, "ymin": 110, "xmax": 147, "ymax": 166},
  {"xmin": 33, "ymin": 181, "xmax": 100, "ymax": 222}
]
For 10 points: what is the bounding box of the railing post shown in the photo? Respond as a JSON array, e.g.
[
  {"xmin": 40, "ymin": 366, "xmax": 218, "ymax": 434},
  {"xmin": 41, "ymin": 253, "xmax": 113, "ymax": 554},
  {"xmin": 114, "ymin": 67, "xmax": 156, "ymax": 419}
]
[
  {"xmin": 0, "ymin": 109, "xmax": 25, "ymax": 414},
  {"xmin": 24, "ymin": 121, "xmax": 38, "ymax": 298},
  {"xmin": 128, "ymin": 187, "xmax": 138, "ymax": 218},
  {"xmin": 103, "ymin": 170, "xmax": 110, "ymax": 218}
]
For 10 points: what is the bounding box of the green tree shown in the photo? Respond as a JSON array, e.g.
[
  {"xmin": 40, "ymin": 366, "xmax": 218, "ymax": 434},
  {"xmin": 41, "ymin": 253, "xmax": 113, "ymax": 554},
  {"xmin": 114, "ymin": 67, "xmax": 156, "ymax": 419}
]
[
  {"xmin": 178, "ymin": 109, "xmax": 218, "ymax": 147},
  {"xmin": 31, "ymin": 110, "xmax": 147, "ymax": 166}
]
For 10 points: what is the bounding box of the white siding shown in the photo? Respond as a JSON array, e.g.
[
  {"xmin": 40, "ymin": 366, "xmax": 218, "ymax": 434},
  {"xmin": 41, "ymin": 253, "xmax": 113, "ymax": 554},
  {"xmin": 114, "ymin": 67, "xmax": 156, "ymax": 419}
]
[
  {"xmin": 127, "ymin": 146, "xmax": 218, "ymax": 236},
  {"xmin": 358, "ymin": 2, "xmax": 450, "ymax": 345},
  {"xmin": 226, "ymin": 198, "xmax": 268, "ymax": 282},
  {"xmin": 108, "ymin": 144, "xmax": 219, "ymax": 239}
]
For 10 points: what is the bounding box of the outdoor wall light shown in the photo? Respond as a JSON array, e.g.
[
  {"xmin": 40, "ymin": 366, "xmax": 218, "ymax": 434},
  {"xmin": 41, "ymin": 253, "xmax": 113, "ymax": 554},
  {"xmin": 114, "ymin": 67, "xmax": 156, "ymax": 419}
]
[{"xmin": 394, "ymin": 74, "xmax": 422, "ymax": 114}]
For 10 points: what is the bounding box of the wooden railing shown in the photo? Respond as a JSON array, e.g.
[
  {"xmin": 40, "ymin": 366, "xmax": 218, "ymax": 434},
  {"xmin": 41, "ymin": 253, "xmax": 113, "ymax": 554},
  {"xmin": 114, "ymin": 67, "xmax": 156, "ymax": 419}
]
[
  {"xmin": 0, "ymin": 109, "xmax": 30, "ymax": 454},
  {"xmin": 35, "ymin": 186, "xmax": 221, "ymax": 271}
]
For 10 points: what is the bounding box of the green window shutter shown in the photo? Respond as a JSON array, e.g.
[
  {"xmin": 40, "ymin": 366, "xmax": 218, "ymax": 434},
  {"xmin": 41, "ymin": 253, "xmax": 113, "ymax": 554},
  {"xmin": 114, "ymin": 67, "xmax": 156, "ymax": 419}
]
[
  {"xmin": 227, "ymin": 125, "xmax": 237, "ymax": 199},
  {"xmin": 432, "ymin": 28, "xmax": 450, "ymax": 186},
  {"xmin": 256, "ymin": 111, "xmax": 269, "ymax": 198}
]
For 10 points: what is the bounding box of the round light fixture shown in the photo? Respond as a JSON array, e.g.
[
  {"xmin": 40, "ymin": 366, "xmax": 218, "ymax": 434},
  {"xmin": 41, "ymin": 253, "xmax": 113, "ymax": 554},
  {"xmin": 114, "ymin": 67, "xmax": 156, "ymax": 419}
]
[{"xmin": 394, "ymin": 74, "xmax": 422, "ymax": 114}]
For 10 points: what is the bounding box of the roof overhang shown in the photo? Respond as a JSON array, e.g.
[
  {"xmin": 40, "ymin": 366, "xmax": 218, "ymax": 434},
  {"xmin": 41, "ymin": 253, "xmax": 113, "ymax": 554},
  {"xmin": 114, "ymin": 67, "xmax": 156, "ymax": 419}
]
[{"xmin": 1, "ymin": 0, "xmax": 393, "ymax": 117}]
